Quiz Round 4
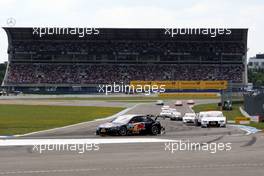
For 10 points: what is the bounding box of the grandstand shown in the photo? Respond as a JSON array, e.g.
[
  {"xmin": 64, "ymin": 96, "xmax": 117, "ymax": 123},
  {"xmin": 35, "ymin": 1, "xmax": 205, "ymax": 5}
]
[{"xmin": 2, "ymin": 28, "xmax": 248, "ymax": 94}]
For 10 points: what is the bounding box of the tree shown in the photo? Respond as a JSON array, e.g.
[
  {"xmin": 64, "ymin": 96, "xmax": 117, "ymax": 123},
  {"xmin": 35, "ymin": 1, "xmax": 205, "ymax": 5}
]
[{"xmin": 248, "ymin": 69, "xmax": 264, "ymax": 87}]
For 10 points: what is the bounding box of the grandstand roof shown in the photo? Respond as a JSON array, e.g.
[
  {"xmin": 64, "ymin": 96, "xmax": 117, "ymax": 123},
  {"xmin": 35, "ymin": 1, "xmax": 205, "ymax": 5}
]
[{"xmin": 4, "ymin": 27, "xmax": 248, "ymax": 42}]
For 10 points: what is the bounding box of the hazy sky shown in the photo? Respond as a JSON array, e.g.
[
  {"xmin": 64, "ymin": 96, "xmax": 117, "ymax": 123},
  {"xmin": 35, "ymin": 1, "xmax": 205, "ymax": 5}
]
[{"xmin": 0, "ymin": 0, "xmax": 263, "ymax": 63}]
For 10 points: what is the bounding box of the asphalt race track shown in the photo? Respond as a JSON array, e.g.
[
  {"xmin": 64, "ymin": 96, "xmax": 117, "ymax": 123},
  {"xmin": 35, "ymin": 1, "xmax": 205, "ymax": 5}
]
[{"xmin": 0, "ymin": 99, "xmax": 264, "ymax": 176}]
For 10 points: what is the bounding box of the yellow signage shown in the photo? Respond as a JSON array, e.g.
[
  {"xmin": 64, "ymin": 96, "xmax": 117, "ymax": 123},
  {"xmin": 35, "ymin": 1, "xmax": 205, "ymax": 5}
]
[
  {"xmin": 235, "ymin": 117, "xmax": 251, "ymax": 124},
  {"xmin": 178, "ymin": 81, "xmax": 201, "ymax": 89},
  {"xmin": 201, "ymin": 81, "xmax": 227, "ymax": 90},
  {"xmin": 130, "ymin": 80, "xmax": 228, "ymax": 90}
]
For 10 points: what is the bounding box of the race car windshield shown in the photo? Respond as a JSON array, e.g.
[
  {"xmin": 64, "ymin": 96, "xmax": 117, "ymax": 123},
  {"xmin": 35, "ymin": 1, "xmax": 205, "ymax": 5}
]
[
  {"xmin": 111, "ymin": 115, "xmax": 132, "ymax": 124},
  {"xmin": 202, "ymin": 113, "xmax": 223, "ymax": 117},
  {"xmin": 186, "ymin": 114, "xmax": 195, "ymax": 117}
]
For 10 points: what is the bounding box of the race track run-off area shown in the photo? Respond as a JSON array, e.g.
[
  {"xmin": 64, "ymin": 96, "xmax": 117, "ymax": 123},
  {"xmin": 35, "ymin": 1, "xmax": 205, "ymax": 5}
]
[{"xmin": 0, "ymin": 99, "xmax": 263, "ymax": 176}]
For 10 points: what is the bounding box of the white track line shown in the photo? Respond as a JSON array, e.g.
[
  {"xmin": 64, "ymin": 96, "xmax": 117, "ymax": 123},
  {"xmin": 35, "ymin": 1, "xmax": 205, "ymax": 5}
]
[
  {"xmin": 0, "ymin": 138, "xmax": 177, "ymax": 146},
  {"xmin": 229, "ymin": 125, "xmax": 261, "ymax": 135}
]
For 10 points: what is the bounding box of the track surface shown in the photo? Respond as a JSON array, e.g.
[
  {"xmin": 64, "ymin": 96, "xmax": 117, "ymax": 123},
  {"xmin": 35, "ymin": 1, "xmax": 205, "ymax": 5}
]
[{"xmin": 0, "ymin": 99, "xmax": 264, "ymax": 176}]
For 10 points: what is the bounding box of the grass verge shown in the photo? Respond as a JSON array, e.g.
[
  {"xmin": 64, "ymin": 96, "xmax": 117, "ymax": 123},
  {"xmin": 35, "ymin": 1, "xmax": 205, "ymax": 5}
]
[
  {"xmin": 192, "ymin": 101, "xmax": 264, "ymax": 130},
  {"xmin": 0, "ymin": 104, "xmax": 124, "ymax": 135},
  {"xmin": 192, "ymin": 102, "xmax": 243, "ymax": 121}
]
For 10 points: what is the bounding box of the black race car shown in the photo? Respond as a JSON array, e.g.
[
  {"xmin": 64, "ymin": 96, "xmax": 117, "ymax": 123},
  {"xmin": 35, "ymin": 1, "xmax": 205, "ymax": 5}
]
[{"xmin": 96, "ymin": 114, "xmax": 164, "ymax": 136}]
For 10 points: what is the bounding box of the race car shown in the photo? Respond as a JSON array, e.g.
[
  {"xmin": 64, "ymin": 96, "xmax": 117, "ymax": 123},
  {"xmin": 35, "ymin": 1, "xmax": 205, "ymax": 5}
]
[
  {"xmin": 199, "ymin": 111, "xmax": 226, "ymax": 128},
  {"xmin": 96, "ymin": 114, "xmax": 164, "ymax": 136},
  {"xmin": 161, "ymin": 105, "xmax": 170, "ymax": 111},
  {"xmin": 182, "ymin": 113, "xmax": 197, "ymax": 124},
  {"xmin": 156, "ymin": 100, "xmax": 164, "ymax": 105},
  {"xmin": 186, "ymin": 99, "xmax": 195, "ymax": 105},
  {"xmin": 175, "ymin": 100, "xmax": 183, "ymax": 106},
  {"xmin": 160, "ymin": 108, "xmax": 182, "ymax": 121}
]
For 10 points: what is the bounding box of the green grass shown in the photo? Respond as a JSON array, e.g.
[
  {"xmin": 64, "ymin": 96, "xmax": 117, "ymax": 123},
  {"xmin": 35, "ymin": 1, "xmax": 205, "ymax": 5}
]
[
  {"xmin": 0, "ymin": 104, "xmax": 124, "ymax": 135},
  {"xmin": 246, "ymin": 122, "xmax": 264, "ymax": 130},
  {"xmin": 192, "ymin": 102, "xmax": 264, "ymax": 129},
  {"xmin": 192, "ymin": 102, "xmax": 243, "ymax": 121}
]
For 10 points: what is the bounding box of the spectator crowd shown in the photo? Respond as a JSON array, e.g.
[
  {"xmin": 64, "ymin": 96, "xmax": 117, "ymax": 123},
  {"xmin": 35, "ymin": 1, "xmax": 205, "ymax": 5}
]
[{"xmin": 5, "ymin": 63, "xmax": 244, "ymax": 85}]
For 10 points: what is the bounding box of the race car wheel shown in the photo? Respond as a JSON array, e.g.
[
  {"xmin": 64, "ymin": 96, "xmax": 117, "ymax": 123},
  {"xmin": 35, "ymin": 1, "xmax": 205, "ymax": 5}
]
[
  {"xmin": 119, "ymin": 126, "xmax": 127, "ymax": 136},
  {"xmin": 151, "ymin": 125, "xmax": 160, "ymax": 135},
  {"xmin": 195, "ymin": 121, "xmax": 201, "ymax": 126}
]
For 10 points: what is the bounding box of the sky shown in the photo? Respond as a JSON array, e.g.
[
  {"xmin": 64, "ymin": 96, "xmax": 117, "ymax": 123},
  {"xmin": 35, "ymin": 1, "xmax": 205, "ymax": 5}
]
[{"xmin": 0, "ymin": 0, "xmax": 263, "ymax": 63}]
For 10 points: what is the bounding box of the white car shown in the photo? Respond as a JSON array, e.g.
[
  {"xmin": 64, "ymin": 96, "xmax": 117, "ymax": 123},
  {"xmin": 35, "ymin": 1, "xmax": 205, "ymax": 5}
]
[
  {"xmin": 199, "ymin": 111, "xmax": 226, "ymax": 128},
  {"xmin": 161, "ymin": 105, "xmax": 170, "ymax": 111},
  {"xmin": 160, "ymin": 108, "xmax": 182, "ymax": 121},
  {"xmin": 196, "ymin": 111, "xmax": 209, "ymax": 126},
  {"xmin": 175, "ymin": 100, "xmax": 183, "ymax": 106},
  {"xmin": 182, "ymin": 113, "xmax": 197, "ymax": 124},
  {"xmin": 156, "ymin": 100, "xmax": 164, "ymax": 105},
  {"xmin": 187, "ymin": 100, "xmax": 195, "ymax": 105}
]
